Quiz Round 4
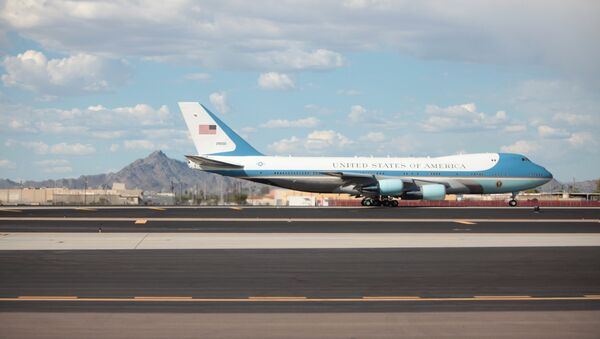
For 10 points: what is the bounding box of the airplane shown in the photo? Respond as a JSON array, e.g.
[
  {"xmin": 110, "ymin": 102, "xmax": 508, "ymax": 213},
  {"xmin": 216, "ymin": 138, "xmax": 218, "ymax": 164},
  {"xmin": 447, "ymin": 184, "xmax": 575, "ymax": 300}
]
[{"xmin": 179, "ymin": 102, "xmax": 553, "ymax": 207}]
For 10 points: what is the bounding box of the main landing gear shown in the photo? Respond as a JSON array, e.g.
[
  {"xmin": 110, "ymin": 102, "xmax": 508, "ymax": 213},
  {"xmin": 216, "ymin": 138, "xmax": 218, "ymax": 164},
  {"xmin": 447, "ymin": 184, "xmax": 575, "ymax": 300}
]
[
  {"xmin": 508, "ymin": 192, "xmax": 518, "ymax": 207},
  {"xmin": 361, "ymin": 197, "xmax": 399, "ymax": 207}
]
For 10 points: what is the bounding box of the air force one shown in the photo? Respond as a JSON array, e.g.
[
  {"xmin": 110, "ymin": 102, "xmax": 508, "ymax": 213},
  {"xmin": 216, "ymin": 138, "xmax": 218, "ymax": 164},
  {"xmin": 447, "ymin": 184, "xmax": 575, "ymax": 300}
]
[{"xmin": 179, "ymin": 102, "xmax": 553, "ymax": 207}]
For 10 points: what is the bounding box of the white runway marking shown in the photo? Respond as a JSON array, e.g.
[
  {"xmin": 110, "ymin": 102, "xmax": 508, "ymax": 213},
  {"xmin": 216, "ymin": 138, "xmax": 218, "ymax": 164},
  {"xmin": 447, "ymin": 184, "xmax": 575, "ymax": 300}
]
[{"xmin": 1, "ymin": 233, "xmax": 599, "ymax": 250}]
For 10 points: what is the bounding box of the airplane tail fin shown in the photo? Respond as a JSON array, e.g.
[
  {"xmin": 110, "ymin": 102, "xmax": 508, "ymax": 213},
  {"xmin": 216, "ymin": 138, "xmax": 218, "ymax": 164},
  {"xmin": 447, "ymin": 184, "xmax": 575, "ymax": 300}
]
[{"xmin": 178, "ymin": 102, "xmax": 263, "ymax": 156}]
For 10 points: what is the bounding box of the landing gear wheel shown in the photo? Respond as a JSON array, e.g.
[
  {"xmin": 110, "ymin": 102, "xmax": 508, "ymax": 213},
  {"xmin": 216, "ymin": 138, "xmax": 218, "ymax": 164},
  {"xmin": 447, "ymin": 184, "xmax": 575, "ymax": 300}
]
[
  {"xmin": 363, "ymin": 198, "xmax": 373, "ymax": 206},
  {"xmin": 391, "ymin": 200, "xmax": 399, "ymax": 207},
  {"xmin": 361, "ymin": 198, "xmax": 367, "ymax": 206},
  {"xmin": 372, "ymin": 199, "xmax": 382, "ymax": 206},
  {"xmin": 382, "ymin": 200, "xmax": 390, "ymax": 207},
  {"xmin": 508, "ymin": 199, "xmax": 517, "ymax": 207}
]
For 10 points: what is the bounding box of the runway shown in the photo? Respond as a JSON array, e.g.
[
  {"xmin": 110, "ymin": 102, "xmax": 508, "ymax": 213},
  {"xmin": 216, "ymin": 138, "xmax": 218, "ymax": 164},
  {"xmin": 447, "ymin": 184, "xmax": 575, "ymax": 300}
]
[
  {"xmin": 1, "ymin": 247, "xmax": 599, "ymax": 313},
  {"xmin": 1, "ymin": 207, "xmax": 599, "ymax": 337},
  {"xmin": 1, "ymin": 206, "xmax": 599, "ymax": 219},
  {"xmin": 0, "ymin": 206, "xmax": 598, "ymax": 233}
]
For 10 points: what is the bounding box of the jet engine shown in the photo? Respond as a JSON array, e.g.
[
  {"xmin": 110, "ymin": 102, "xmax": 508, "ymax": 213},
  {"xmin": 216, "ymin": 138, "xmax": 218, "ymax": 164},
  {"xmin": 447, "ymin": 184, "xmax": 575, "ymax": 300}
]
[
  {"xmin": 421, "ymin": 184, "xmax": 446, "ymax": 200},
  {"xmin": 402, "ymin": 184, "xmax": 446, "ymax": 200},
  {"xmin": 377, "ymin": 179, "xmax": 404, "ymax": 196}
]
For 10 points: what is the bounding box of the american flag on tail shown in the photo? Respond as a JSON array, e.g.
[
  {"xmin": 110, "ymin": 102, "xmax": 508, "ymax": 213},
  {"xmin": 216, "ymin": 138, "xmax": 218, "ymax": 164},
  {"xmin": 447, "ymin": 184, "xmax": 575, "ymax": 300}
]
[{"xmin": 199, "ymin": 124, "xmax": 217, "ymax": 135}]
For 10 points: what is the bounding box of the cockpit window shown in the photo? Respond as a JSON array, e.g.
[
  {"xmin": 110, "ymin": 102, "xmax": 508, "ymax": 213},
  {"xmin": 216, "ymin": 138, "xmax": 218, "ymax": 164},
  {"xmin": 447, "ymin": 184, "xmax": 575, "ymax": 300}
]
[{"xmin": 521, "ymin": 157, "xmax": 530, "ymax": 162}]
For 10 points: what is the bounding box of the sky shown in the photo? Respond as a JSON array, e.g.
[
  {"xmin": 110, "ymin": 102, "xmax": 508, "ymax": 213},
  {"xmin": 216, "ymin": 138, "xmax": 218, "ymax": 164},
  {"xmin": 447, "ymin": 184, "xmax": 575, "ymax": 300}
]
[{"xmin": 0, "ymin": 0, "xmax": 599, "ymax": 182}]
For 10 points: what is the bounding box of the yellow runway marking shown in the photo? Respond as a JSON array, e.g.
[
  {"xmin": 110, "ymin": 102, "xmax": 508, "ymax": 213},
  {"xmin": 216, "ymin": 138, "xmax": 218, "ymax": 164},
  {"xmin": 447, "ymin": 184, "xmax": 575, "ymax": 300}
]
[
  {"xmin": 474, "ymin": 295, "xmax": 531, "ymax": 299},
  {"xmin": 148, "ymin": 207, "xmax": 166, "ymax": 211},
  {"xmin": 362, "ymin": 296, "xmax": 420, "ymax": 300},
  {"xmin": 74, "ymin": 207, "xmax": 97, "ymax": 211},
  {"xmin": 0, "ymin": 208, "xmax": 22, "ymax": 213},
  {"xmin": 3, "ymin": 295, "xmax": 599, "ymax": 303},
  {"xmin": 134, "ymin": 296, "xmax": 192, "ymax": 299},
  {"xmin": 18, "ymin": 296, "xmax": 77, "ymax": 300},
  {"xmin": 455, "ymin": 220, "xmax": 476, "ymax": 225},
  {"xmin": 230, "ymin": 207, "xmax": 243, "ymax": 211},
  {"xmin": 248, "ymin": 296, "xmax": 307, "ymax": 301},
  {"xmin": 134, "ymin": 219, "xmax": 147, "ymax": 224}
]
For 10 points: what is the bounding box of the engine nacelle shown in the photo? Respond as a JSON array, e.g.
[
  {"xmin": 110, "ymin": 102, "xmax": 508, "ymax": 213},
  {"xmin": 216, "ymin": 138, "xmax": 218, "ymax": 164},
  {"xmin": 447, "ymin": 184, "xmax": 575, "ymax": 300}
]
[
  {"xmin": 421, "ymin": 184, "xmax": 446, "ymax": 200},
  {"xmin": 378, "ymin": 179, "xmax": 404, "ymax": 196}
]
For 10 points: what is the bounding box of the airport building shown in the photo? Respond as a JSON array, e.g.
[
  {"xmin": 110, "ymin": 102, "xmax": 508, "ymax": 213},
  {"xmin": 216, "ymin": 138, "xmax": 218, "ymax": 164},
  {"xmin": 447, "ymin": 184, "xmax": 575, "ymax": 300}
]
[{"xmin": 0, "ymin": 183, "xmax": 142, "ymax": 206}]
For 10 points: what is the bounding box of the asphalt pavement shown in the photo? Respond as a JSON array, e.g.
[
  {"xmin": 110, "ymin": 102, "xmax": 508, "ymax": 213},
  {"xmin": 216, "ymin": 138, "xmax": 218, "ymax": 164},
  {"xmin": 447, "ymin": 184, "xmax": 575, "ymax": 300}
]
[{"xmin": 1, "ymin": 247, "xmax": 599, "ymax": 313}]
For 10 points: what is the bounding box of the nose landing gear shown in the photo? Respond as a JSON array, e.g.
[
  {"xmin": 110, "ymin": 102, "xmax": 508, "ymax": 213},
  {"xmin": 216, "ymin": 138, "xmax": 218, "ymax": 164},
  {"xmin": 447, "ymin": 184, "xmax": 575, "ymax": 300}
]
[{"xmin": 508, "ymin": 192, "xmax": 519, "ymax": 207}]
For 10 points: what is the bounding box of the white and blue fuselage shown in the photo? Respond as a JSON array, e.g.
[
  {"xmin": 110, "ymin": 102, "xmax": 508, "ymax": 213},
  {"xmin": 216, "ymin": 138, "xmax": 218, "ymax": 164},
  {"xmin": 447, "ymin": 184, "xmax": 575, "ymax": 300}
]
[
  {"xmin": 179, "ymin": 102, "xmax": 553, "ymax": 205},
  {"xmin": 190, "ymin": 153, "xmax": 552, "ymax": 196}
]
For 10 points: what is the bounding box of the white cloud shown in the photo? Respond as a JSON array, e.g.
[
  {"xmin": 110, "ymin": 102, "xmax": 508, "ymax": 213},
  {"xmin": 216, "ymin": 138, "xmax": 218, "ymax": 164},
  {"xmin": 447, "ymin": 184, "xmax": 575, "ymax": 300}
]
[
  {"xmin": 35, "ymin": 121, "xmax": 88, "ymax": 134},
  {"xmin": 255, "ymin": 49, "xmax": 344, "ymax": 71},
  {"xmin": 359, "ymin": 132, "xmax": 385, "ymax": 142},
  {"xmin": 2, "ymin": 1, "xmax": 599, "ymax": 85},
  {"xmin": 553, "ymin": 112, "xmax": 596, "ymax": 125},
  {"xmin": 500, "ymin": 140, "xmax": 539, "ymax": 154},
  {"xmin": 5, "ymin": 140, "xmax": 47, "ymax": 154},
  {"xmin": 537, "ymin": 125, "xmax": 570, "ymax": 139},
  {"xmin": 504, "ymin": 125, "xmax": 527, "ymax": 133},
  {"xmin": 112, "ymin": 104, "xmax": 170, "ymax": 126},
  {"xmin": 260, "ymin": 117, "xmax": 319, "ymax": 128},
  {"xmin": 209, "ymin": 92, "xmax": 229, "ymax": 114},
  {"xmin": 109, "ymin": 144, "xmax": 120, "ymax": 152},
  {"xmin": 268, "ymin": 136, "xmax": 302, "ymax": 154},
  {"xmin": 348, "ymin": 105, "xmax": 368, "ymax": 123},
  {"xmin": 567, "ymin": 132, "xmax": 596, "ymax": 147},
  {"xmin": 0, "ymin": 159, "xmax": 16, "ymax": 169},
  {"xmin": 49, "ymin": 143, "xmax": 95, "ymax": 155},
  {"xmin": 421, "ymin": 103, "xmax": 508, "ymax": 132},
  {"xmin": 268, "ymin": 130, "xmax": 353, "ymax": 155},
  {"xmin": 0, "ymin": 103, "xmax": 171, "ymax": 139},
  {"xmin": 347, "ymin": 105, "xmax": 390, "ymax": 126},
  {"xmin": 34, "ymin": 159, "xmax": 72, "ymax": 173},
  {"xmin": 1, "ymin": 50, "xmax": 130, "ymax": 95},
  {"xmin": 123, "ymin": 139, "xmax": 155, "ymax": 150},
  {"xmin": 257, "ymin": 72, "xmax": 295, "ymax": 90},
  {"xmin": 184, "ymin": 73, "xmax": 211, "ymax": 81},
  {"xmin": 91, "ymin": 131, "xmax": 125, "ymax": 139},
  {"xmin": 305, "ymin": 130, "xmax": 353, "ymax": 150},
  {"xmin": 0, "ymin": 0, "xmax": 600, "ymax": 84},
  {"xmin": 140, "ymin": 129, "xmax": 186, "ymax": 139},
  {"xmin": 10, "ymin": 141, "xmax": 95, "ymax": 155}
]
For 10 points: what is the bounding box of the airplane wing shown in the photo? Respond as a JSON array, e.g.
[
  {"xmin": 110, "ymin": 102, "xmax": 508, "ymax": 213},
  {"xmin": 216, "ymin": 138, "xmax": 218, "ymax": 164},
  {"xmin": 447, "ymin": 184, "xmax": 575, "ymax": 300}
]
[
  {"xmin": 185, "ymin": 155, "xmax": 244, "ymax": 169},
  {"xmin": 320, "ymin": 171, "xmax": 378, "ymax": 184},
  {"xmin": 320, "ymin": 171, "xmax": 467, "ymax": 193}
]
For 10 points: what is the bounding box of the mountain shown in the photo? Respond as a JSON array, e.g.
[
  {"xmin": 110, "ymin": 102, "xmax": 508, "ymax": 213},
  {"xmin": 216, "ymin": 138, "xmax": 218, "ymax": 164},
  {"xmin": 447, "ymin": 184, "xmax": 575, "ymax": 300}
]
[
  {"xmin": 0, "ymin": 178, "xmax": 19, "ymax": 189},
  {"xmin": 2, "ymin": 151, "xmax": 267, "ymax": 194},
  {"xmin": 538, "ymin": 178, "xmax": 599, "ymax": 193}
]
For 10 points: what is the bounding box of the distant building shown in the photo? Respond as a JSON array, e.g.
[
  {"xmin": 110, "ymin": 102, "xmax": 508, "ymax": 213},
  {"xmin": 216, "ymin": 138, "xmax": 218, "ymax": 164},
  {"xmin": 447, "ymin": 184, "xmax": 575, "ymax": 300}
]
[
  {"xmin": 0, "ymin": 183, "xmax": 142, "ymax": 205},
  {"xmin": 142, "ymin": 192, "xmax": 176, "ymax": 205}
]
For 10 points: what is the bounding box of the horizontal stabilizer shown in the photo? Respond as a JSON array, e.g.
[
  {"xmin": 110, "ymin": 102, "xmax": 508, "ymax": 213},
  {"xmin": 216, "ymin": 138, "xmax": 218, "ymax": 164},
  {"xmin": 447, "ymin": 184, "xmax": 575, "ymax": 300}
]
[{"xmin": 185, "ymin": 155, "xmax": 244, "ymax": 169}]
